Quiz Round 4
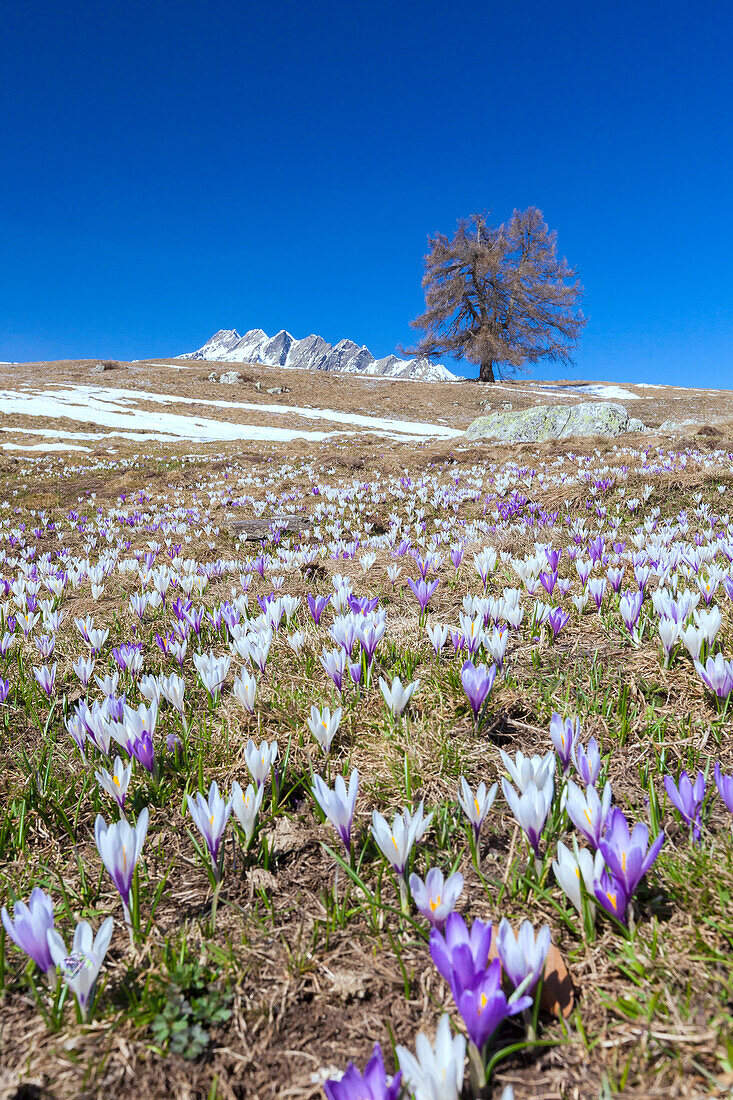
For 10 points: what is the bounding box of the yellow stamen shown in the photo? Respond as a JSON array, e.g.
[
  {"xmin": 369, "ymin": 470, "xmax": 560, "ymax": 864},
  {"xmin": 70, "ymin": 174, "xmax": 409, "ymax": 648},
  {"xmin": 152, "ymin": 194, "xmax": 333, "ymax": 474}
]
[
  {"xmin": 478, "ymin": 992, "xmax": 488, "ymax": 1013},
  {"xmin": 622, "ymin": 851, "xmax": 627, "ymax": 872},
  {"xmin": 429, "ymin": 895, "xmax": 441, "ymax": 911},
  {"xmin": 474, "ymin": 798, "xmax": 481, "ymax": 815},
  {"xmin": 113, "ymin": 775, "xmax": 120, "ymax": 787},
  {"xmin": 606, "ymin": 891, "xmax": 617, "ymax": 909}
]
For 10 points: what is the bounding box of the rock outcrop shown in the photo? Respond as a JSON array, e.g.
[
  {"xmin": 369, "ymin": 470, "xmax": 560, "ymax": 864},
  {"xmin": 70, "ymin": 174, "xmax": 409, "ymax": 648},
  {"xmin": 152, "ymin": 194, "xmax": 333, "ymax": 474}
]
[{"xmin": 465, "ymin": 401, "xmax": 645, "ymax": 442}]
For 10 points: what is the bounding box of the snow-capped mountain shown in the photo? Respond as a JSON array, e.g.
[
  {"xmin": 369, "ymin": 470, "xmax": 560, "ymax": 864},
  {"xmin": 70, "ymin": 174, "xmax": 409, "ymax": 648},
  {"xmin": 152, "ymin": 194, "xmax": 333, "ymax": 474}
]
[{"xmin": 178, "ymin": 328, "xmax": 460, "ymax": 382}]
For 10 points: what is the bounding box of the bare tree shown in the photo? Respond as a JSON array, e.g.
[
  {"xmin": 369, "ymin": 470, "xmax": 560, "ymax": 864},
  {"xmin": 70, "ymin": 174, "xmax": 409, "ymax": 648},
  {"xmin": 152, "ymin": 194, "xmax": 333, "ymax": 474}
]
[{"xmin": 403, "ymin": 208, "xmax": 586, "ymax": 382}]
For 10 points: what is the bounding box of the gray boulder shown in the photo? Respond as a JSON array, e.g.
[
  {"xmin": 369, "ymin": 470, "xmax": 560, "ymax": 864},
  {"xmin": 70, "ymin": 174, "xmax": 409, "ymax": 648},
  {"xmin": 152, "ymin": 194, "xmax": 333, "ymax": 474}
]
[
  {"xmin": 219, "ymin": 370, "xmax": 244, "ymax": 384},
  {"xmin": 466, "ymin": 401, "xmax": 645, "ymax": 443}
]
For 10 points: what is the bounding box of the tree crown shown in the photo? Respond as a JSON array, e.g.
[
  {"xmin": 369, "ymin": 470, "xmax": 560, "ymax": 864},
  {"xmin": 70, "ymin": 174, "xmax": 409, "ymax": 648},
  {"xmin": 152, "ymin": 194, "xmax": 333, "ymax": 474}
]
[{"xmin": 403, "ymin": 207, "xmax": 586, "ymax": 382}]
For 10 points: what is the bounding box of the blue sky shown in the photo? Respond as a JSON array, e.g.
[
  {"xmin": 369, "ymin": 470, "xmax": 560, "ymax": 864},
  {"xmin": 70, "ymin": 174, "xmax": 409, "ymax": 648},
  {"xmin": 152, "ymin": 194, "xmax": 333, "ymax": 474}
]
[{"xmin": 1, "ymin": 0, "xmax": 731, "ymax": 386}]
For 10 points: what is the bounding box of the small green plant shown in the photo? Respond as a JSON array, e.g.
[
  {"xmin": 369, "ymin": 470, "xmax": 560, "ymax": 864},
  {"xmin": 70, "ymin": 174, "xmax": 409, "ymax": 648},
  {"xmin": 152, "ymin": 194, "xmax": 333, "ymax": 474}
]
[{"xmin": 149, "ymin": 961, "xmax": 233, "ymax": 1060}]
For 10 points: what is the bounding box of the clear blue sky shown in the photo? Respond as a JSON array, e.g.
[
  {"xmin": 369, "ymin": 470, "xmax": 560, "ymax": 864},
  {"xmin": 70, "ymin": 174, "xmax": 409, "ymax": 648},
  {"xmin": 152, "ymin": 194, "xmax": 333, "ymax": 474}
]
[{"xmin": 1, "ymin": 0, "xmax": 732, "ymax": 386}]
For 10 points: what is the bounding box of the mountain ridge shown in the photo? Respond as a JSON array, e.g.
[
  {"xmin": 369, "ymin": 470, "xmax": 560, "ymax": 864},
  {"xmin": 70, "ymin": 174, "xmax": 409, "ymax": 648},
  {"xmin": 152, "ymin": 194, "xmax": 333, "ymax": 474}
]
[{"xmin": 178, "ymin": 328, "xmax": 461, "ymax": 382}]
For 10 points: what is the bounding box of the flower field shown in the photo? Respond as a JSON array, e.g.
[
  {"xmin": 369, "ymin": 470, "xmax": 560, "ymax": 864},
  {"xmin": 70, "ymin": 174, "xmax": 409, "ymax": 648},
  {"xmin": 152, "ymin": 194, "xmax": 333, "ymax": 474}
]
[{"xmin": 1, "ymin": 431, "xmax": 732, "ymax": 1100}]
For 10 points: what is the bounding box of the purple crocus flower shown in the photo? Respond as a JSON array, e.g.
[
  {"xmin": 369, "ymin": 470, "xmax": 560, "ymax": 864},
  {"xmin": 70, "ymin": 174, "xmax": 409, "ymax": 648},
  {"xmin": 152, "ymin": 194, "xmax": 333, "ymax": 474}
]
[
  {"xmin": 450, "ymin": 544, "xmax": 465, "ymax": 569},
  {"xmin": 664, "ymin": 770, "xmax": 706, "ymax": 842},
  {"xmin": 1, "ymin": 887, "xmax": 56, "ymax": 978},
  {"xmin": 714, "ymin": 763, "xmax": 733, "ymax": 825},
  {"xmin": 547, "ymin": 606, "xmax": 569, "ymax": 639},
  {"xmin": 429, "ymin": 912, "xmax": 493, "ymax": 1002},
  {"xmin": 599, "ymin": 807, "xmax": 664, "ymax": 899},
  {"xmin": 539, "ymin": 570, "xmax": 558, "ymax": 596},
  {"xmin": 571, "ymin": 736, "xmax": 601, "ymax": 787},
  {"xmin": 593, "ymin": 867, "xmax": 629, "ymax": 924},
  {"xmin": 549, "ymin": 712, "xmax": 579, "ymax": 772},
  {"xmin": 0, "ymin": 677, "xmax": 9, "ymax": 704},
  {"xmin": 307, "ymin": 592, "xmax": 331, "ymax": 625},
  {"xmin": 456, "ymin": 958, "xmax": 531, "ymax": 1050},
  {"xmin": 407, "ymin": 577, "xmax": 440, "ymax": 613},
  {"xmin": 460, "ymin": 660, "xmax": 496, "ymax": 724},
  {"xmin": 324, "ymin": 1043, "xmax": 401, "ymax": 1100},
  {"xmin": 131, "ymin": 731, "xmax": 156, "ymax": 775},
  {"xmin": 694, "ymin": 654, "xmax": 733, "ymax": 701}
]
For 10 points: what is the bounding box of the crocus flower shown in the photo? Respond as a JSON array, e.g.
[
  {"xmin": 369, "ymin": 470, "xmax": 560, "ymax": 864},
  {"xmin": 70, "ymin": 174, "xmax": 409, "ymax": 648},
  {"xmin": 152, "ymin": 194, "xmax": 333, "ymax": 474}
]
[
  {"xmin": 307, "ymin": 592, "xmax": 331, "ymax": 625},
  {"xmin": 566, "ymin": 780, "xmax": 613, "ymax": 849},
  {"xmin": 501, "ymin": 778, "xmax": 552, "ymax": 856},
  {"xmin": 187, "ymin": 781, "xmax": 232, "ymax": 875},
  {"xmin": 547, "ymin": 606, "xmax": 570, "ymax": 639},
  {"xmin": 409, "ymin": 867, "xmax": 464, "ymax": 930},
  {"xmin": 245, "ymin": 738, "xmax": 278, "ymax": 787},
  {"xmin": 233, "ymin": 668, "xmax": 257, "ymax": 713},
  {"xmin": 33, "ymin": 663, "xmax": 56, "ymax": 698},
  {"xmin": 571, "ymin": 736, "xmax": 601, "ymax": 787},
  {"xmin": 1, "ymin": 887, "xmax": 56, "ymax": 979},
  {"xmin": 500, "ymin": 748, "xmax": 555, "ymax": 795},
  {"xmin": 552, "ymin": 840, "xmax": 603, "ymax": 917},
  {"xmin": 321, "ymin": 646, "xmax": 347, "ymax": 692},
  {"xmin": 379, "ymin": 675, "xmax": 419, "ymax": 718},
  {"xmin": 95, "ymin": 756, "xmax": 132, "ymax": 814},
  {"xmin": 396, "ymin": 1014, "xmax": 465, "ymax": 1100},
  {"xmin": 307, "ymin": 704, "xmax": 342, "ymax": 753},
  {"xmin": 714, "ymin": 762, "xmax": 733, "ymax": 823},
  {"xmin": 593, "ymin": 866, "xmax": 629, "ymax": 924},
  {"xmin": 324, "ymin": 1043, "xmax": 401, "ymax": 1100},
  {"xmin": 94, "ymin": 808, "xmax": 149, "ymax": 923},
  {"xmin": 664, "ymin": 769, "xmax": 706, "ymax": 842},
  {"xmin": 372, "ymin": 802, "xmax": 432, "ymax": 879},
  {"xmin": 312, "ymin": 769, "xmax": 359, "ymax": 856},
  {"xmin": 456, "ymin": 958, "xmax": 531, "ymax": 1050},
  {"xmin": 429, "ymin": 912, "xmax": 493, "ymax": 1001},
  {"xmin": 550, "ymin": 713, "xmax": 579, "ymax": 773},
  {"xmin": 72, "ymin": 655, "xmax": 95, "ymax": 686},
  {"xmin": 460, "ymin": 660, "xmax": 496, "ymax": 724},
  {"xmin": 231, "ymin": 780, "xmax": 264, "ymax": 848},
  {"xmin": 694, "ymin": 654, "xmax": 733, "ymax": 700},
  {"xmin": 193, "ymin": 650, "xmax": 231, "ymax": 701},
  {"xmin": 407, "ymin": 576, "xmax": 439, "ymax": 613},
  {"xmin": 496, "ymin": 918, "xmax": 551, "ymax": 994},
  {"xmin": 427, "ymin": 622, "xmax": 449, "ymax": 656},
  {"xmin": 46, "ymin": 916, "xmax": 114, "ymax": 1020},
  {"xmin": 599, "ymin": 807, "xmax": 664, "ymax": 899},
  {"xmin": 457, "ymin": 777, "xmax": 498, "ymax": 842}
]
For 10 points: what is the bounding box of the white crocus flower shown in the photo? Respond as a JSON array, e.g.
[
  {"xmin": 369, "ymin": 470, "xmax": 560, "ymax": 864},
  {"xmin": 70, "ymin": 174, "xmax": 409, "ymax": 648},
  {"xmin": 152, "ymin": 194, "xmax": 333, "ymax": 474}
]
[
  {"xmin": 94, "ymin": 756, "xmax": 132, "ymax": 813},
  {"xmin": 306, "ymin": 705, "xmax": 342, "ymax": 753},
  {"xmin": 396, "ymin": 1013, "xmax": 465, "ymax": 1100},
  {"xmin": 499, "ymin": 748, "xmax": 555, "ymax": 795},
  {"xmin": 46, "ymin": 916, "xmax": 114, "ymax": 1021},
  {"xmin": 231, "ymin": 780, "xmax": 265, "ymax": 848},
  {"xmin": 193, "ymin": 651, "xmax": 231, "ymax": 699},
  {"xmin": 457, "ymin": 777, "xmax": 498, "ymax": 838},
  {"xmin": 371, "ymin": 801, "xmax": 433, "ymax": 879},
  {"xmin": 426, "ymin": 622, "xmax": 449, "ymax": 655},
  {"xmin": 552, "ymin": 840, "xmax": 603, "ymax": 916},
  {"xmin": 233, "ymin": 669, "xmax": 257, "ymax": 713},
  {"xmin": 379, "ymin": 675, "xmax": 420, "ymax": 718},
  {"xmin": 245, "ymin": 738, "xmax": 278, "ymax": 787},
  {"xmin": 159, "ymin": 672, "xmax": 186, "ymax": 713}
]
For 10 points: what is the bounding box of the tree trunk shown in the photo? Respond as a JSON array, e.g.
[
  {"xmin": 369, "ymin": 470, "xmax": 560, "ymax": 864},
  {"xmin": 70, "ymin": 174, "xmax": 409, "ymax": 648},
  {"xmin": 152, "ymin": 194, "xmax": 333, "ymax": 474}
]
[{"xmin": 479, "ymin": 358, "xmax": 496, "ymax": 382}]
